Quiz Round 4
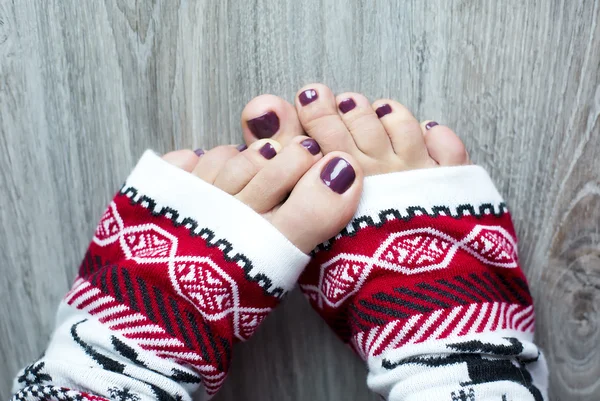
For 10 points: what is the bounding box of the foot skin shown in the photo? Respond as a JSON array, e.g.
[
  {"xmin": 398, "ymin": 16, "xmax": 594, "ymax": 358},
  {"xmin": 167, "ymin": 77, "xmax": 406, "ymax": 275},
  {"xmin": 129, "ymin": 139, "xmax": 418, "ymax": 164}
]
[
  {"xmin": 241, "ymin": 84, "xmax": 470, "ymax": 176},
  {"xmin": 162, "ymin": 137, "xmax": 363, "ymax": 253}
]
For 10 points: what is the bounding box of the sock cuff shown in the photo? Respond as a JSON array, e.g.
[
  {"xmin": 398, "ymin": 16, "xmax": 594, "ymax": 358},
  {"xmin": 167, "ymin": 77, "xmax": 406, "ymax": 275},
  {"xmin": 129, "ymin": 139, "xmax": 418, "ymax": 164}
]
[
  {"xmin": 122, "ymin": 150, "xmax": 310, "ymax": 294},
  {"xmin": 346, "ymin": 165, "xmax": 506, "ymax": 233}
]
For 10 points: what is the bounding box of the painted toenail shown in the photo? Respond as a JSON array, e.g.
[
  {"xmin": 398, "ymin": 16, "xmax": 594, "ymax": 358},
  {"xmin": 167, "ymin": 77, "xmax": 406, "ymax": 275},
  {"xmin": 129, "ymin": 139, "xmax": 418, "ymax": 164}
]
[
  {"xmin": 338, "ymin": 98, "xmax": 356, "ymax": 114},
  {"xmin": 299, "ymin": 89, "xmax": 318, "ymax": 106},
  {"xmin": 194, "ymin": 148, "xmax": 205, "ymax": 156},
  {"xmin": 425, "ymin": 121, "xmax": 439, "ymax": 130},
  {"xmin": 236, "ymin": 144, "xmax": 248, "ymax": 151},
  {"xmin": 259, "ymin": 142, "xmax": 277, "ymax": 159},
  {"xmin": 247, "ymin": 111, "xmax": 280, "ymax": 139},
  {"xmin": 301, "ymin": 138, "xmax": 321, "ymax": 155},
  {"xmin": 376, "ymin": 104, "xmax": 392, "ymax": 118},
  {"xmin": 320, "ymin": 157, "xmax": 356, "ymax": 194}
]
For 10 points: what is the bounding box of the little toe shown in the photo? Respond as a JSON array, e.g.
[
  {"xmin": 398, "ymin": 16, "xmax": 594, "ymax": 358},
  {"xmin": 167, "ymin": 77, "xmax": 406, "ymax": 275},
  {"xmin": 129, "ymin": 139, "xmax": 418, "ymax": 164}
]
[
  {"xmin": 295, "ymin": 83, "xmax": 359, "ymax": 155},
  {"xmin": 372, "ymin": 99, "xmax": 435, "ymax": 169},
  {"xmin": 241, "ymin": 94, "xmax": 303, "ymax": 146},
  {"xmin": 421, "ymin": 121, "xmax": 471, "ymax": 166},
  {"xmin": 191, "ymin": 145, "xmax": 241, "ymax": 184},
  {"xmin": 235, "ymin": 136, "xmax": 324, "ymax": 214},
  {"xmin": 162, "ymin": 149, "xmax": 200, "ymax": 172},
  {"xmin": 336, "ymin": 92, "xmax": 393, "ymax": 157},
  {"xmin": 271, "ymin": 152, "xmax": 363, "ymax": 253}
]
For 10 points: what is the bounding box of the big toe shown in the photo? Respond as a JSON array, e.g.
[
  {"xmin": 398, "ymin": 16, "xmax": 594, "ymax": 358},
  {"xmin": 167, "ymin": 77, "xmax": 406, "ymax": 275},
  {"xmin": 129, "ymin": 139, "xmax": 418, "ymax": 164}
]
[
  {"xmin": 271, "ymin": 152, "xmax": 363, "ymax": 253},
  {"xmin": 421, "ymin": 121, "xmax": 470, "ymax": 166},
  {"xmin": 241, "ymin": 94, "xmax": 303, "ymax": 146}
]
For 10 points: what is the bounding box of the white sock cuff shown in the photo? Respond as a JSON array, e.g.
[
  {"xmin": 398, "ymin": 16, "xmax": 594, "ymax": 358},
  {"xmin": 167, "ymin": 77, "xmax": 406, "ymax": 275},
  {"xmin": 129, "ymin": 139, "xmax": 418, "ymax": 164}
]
[
  {"xmin": 121, "ymin": 150, "xmax": 310, "ymax": 294},
  {"xmin": 353, "ymin": 165, "xmax": 505, "ymax": 226}
]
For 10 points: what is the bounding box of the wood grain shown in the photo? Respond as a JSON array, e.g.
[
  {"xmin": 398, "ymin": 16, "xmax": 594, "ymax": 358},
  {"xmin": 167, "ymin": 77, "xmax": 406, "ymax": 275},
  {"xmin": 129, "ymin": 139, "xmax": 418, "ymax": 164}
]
[{"xmin": 1, "ymin": 1, "xmax": 599, "ymax": 400}]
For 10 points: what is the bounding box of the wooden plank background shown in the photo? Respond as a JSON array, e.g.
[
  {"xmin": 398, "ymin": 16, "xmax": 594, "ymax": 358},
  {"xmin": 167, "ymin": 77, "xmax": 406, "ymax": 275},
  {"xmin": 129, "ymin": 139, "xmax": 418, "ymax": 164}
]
[{"xmin": 1, "ymin": 1, "xmax": 599, "ymax": 400}]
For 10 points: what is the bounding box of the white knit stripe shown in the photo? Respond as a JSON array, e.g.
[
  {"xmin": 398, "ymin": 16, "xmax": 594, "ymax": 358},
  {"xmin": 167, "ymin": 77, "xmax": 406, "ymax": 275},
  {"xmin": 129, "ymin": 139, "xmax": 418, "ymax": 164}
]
[
  {"xmin": 511, "ymin": 304, "xmax": 533, "ymax": 328},
  {"xmin": 369, "ymin": 320, "xmax": 399, "ymax": 357},
  {"xmin": 468, "ymin": 302, "xmax": 490, "ymax": 334},
  {"xmin": 449, "ymin": 303, "xmax": 478, "ymax": 338},
  {"xmin": 365, "ymin": 325, "xmax": 380, "ymax": 352},
  {"xmin": 136, "ymin": 337, "xmax": 185, "ymax": 347},
  {"xmin": 495, "ymin": 302, "xmax": 507, "ymax": 331},
  {"xmin": 94, "ymin": 304, "xmax": 130, "ymax": 321},
  {"xmin": 69, "ymin": 285, "xmax": 100, "ymax": 308},
  {"xmin": 383, "ymin": 315, "xmax": 422, "ymax": 354},
  {"xmin": 406, "ymin": 310, "xmax": 443, "ymax": 345},
  {"xmin": 83, "ymin": 295, "xmax": 115, "ymax": 314},
  {"xmin": 120, "ymin": 324, "xmax": 166, "ymax": 336},
  {"xmin": 431, "ymin": 305, "xmax": 463, "ymax": 340},
  {"xmin": 64, "ymin": 277, "xmax": 86, "ymax": 303},
  {"xmin": 504, "ymin": 303, "xmax": 520, "ymax": 329},
  {"xmin": 156, "ymin": 351, "xmax": 203, "ymax": 362},
  {"xmin": 484, "ymin": 302, "xmax": 499, "ymax": 332},
  {"xmin": 521, "ymin": 313, "xmax": 536, "ymax": 332},
  {"xmin": 107, "ymin": 313, "xmax": 147, "ymax": 328},
  {"xmin": 517, "ymin": 310, "xmax": 535, "ymax": 332}
]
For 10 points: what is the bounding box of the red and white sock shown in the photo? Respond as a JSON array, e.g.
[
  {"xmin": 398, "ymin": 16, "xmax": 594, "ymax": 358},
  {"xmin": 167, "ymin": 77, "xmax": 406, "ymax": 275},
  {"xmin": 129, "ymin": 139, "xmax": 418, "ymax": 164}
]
[
  {"xmin": 12, "ymin": 151, "xmax": 310, "ymax": 401},
  {"xmin": 299, "ymin": 165, "xmax": 549, "ymax": 401}
]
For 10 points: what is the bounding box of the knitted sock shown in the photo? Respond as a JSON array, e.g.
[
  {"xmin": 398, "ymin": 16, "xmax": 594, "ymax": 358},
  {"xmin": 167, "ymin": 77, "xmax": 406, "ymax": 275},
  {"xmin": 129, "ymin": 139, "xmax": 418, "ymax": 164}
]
[
  {"xmin": 12, "ymin": 151, "xmax": 310, "ymax": 401},
  {"xmin": 299, "ymin": 165, "xmax": 549, "ymax": 401}
]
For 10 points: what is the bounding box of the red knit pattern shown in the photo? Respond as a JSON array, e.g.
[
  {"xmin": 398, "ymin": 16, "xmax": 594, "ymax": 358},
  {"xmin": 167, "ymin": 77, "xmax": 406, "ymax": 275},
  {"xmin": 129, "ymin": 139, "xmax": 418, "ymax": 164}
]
[
  {"xmin": 299, "ymin": 211, "xmax": 534, "ymax": 360},
  {"xmin": 64, "ymin": 193, "xmax": 281, "ymax": 394}
]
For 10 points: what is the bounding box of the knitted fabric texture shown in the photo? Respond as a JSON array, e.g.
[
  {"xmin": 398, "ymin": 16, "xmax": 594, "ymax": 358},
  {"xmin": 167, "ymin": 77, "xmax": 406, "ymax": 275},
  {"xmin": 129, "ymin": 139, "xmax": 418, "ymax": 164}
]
[
  {"xmin": 12, "ymin": 151, "xmax": 309, "ymax": 401},
  {"xmin": 299, "ymin": 165, "xmax": 549, "ymax": 401}
]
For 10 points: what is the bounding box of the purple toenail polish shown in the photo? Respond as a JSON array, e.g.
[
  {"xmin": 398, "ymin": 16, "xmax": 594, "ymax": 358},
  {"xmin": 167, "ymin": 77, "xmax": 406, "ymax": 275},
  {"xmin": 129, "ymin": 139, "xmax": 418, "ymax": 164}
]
[
  {"xmin": 247, "ymin": 111, "xmax": 280, "ymax": 139},
  {"xmin": 300, "ymin": 138, "xmax": 321, "ymax": 155},
  {"xmin": 425, "ymin": 121, "xmax": 439, "ymax": 130},
  {"xmin": 236, "ymin": 144, "xmax": 248, "ymax": 151},
  {"xmin": 320, "ymin": 157, "xmax": 356, "ymax": 194},
  {"xmin": 376, "ymin": 104, "xmax": 392, "ymax": 118},
  {"xmin": 338, "ymin": 98, "xmax": 356, "ymax": 114},
  {"xmin": 299, "ymin": 89, "xmax": 318, "ymax": 106},
  {"xmin": 259, "ymin": 142, "xmax": 277, "ymax": 159},
  {"xmin": 194, "ymin": 148, "xmax": 205, "ymax": 156}
]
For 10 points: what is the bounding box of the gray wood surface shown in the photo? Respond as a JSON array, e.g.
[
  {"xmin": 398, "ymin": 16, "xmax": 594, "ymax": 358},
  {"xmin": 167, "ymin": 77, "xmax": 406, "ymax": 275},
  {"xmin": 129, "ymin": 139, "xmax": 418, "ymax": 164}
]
[{"xmin": 1, "ymin": 1, "xmax": 599, "ymax": 400}]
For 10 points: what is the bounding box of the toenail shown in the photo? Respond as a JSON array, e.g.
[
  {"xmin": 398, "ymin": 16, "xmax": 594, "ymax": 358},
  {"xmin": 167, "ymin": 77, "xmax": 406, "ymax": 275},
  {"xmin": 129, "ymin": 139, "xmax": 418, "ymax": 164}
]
[
  {"xmin": 236, "ymin": 144, "xmax": 248, "ymax": 151},
  {"xmin": 320, "ymin": 157, "xmax": 356, "ymax": 194},
  {"xmin": 299, "ymin": 89, "xmax": 318, "ymax": 106},
  {"xmin": 300, "ymin": 138, "xmax": 321, "ymax": 155},
  {"xmin": 375, "ymin": 104, "xmax": 392, "ymax": 118},
  {"xmin": 338, "ymin": 98, "xmax": 356, "ymax": 114},
  {"xmin": 425, "ymin": 121, "xmax": 439, "ymax": 130},
  {"xmin": 259, "ymin": 142, "xmax": 277, "ymax": 159},
  {"xmin": 247, "ymin": 111, "xmax": 280, "ymax": 139},
  {"xmin": 194, "ymin": 148, "xmax": 205, "ymax": 156}
]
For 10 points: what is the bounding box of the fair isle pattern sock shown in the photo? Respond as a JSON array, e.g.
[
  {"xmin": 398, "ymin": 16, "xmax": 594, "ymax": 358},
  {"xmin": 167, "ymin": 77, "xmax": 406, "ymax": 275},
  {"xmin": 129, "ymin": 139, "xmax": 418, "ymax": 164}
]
[
  {"xmin": 12, "ymin": 151, "xmax": 309, "ymax": 401},
  {"xmin": 299, "ymin": 166, "xmax": 549, "ymax": 401}
]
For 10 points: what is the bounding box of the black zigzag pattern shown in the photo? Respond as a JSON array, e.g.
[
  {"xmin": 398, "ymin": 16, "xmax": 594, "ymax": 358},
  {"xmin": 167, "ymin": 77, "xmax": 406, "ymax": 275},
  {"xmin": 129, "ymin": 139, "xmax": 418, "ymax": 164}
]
[
  {"xmin": 79, "ymin": 252, "xmax": 232, "ymax": 371},
  {"xmin": 315, "ymin": 202, "xmax": 508, "ymax": 252},
  {"xmin": 119, "ymin": 185, "xmax": 286, "ymax": 299}
]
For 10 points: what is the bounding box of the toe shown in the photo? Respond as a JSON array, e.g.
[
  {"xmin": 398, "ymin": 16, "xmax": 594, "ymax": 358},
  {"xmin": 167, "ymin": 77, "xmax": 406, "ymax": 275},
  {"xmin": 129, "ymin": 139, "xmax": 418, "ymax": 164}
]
[
  {"xmin": 336, "ymin": 92, "xmax": 393, "ymax": 157},
  {"xmin": 372, "ymin": 99, "xmax": 435, "ymax": 168},
  {"xmin": 235, "ymin": 136, "xmax": 324, "ymax": 213},
  {"xmin": 162, "ymin": 149, "xmax": 200, "ymax": 172},
  {"xmin": 295, "ymin": 83, "xmax": 359, "ymax": 155},
  {"xmin": 213, "ymin": 139, "xmax": 283, "ymax": 194},
  {"xmin": 271, "ymin": 152, "xmax": 363, "ymax": 253},
  {"xmin": 191, "ymin": 145, "xmax": 240, "ymax": 184},
  {"xmin": 241, "ymin": 94, "xmax": 303, "ymax": 146},
  {"xmin": 421, "ymin": 121, "xmax": 471, "ymax": 166}
]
